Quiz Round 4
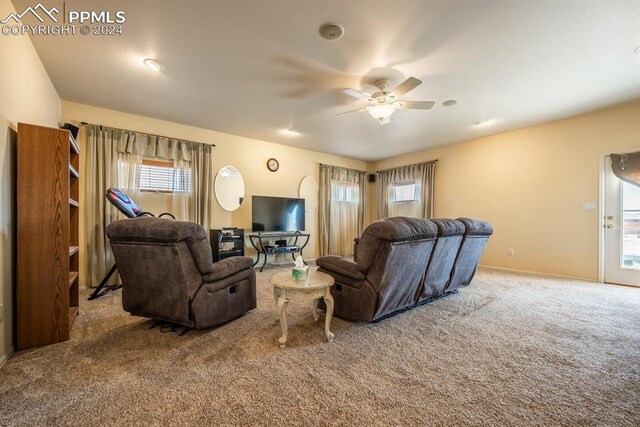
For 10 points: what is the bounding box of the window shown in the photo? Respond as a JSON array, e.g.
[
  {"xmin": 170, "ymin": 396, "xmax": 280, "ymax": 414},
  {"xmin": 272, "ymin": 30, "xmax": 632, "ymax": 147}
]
[
  {"xmin": 622, "ymin": 181, "xmax": 640, "ymax": 269},
  {"xmin": 139, "ymin": 159, "xmax": 191, "ymax": 193},
  {"xmin": 392, "ymin": 182, "xmax": 420, "ymax": 203},
  {"xmin": 331, "ymin": 180, "xmax": 359, "ymax": 203}
]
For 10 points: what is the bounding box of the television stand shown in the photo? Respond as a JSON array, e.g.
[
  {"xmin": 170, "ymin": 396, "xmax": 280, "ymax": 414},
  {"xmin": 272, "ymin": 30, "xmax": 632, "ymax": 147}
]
[{"xmin": 248, "ymin": 232, "xmax": 310, "ymax": 272}]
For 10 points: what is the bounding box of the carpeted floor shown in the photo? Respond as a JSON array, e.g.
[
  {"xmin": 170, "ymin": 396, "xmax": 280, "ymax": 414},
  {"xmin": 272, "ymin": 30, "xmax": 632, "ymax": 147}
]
[{"xmin": 0, "ymin": 266, "xmax": 639, "ymax": 426}]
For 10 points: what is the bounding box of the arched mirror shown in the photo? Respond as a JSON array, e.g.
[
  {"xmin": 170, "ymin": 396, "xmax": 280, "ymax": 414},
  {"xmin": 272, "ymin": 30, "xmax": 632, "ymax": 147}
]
[
  {"xmin": 215, "ymin": 166, "xmax": 245, "ymax": 211},
  {"xmin": 299, "ymin": 175, "xmax": 318, "ymax": 212}
]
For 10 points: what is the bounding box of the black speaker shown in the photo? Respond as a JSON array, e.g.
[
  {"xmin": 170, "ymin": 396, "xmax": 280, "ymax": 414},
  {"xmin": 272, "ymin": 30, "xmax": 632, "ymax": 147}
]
[
  {"xmin": 62, "ymin": 123, "xmax": 79, "ymax": 140},
  {"xmin": 368, "ymin": 173, "xmax": 376, "ymax": 183}
]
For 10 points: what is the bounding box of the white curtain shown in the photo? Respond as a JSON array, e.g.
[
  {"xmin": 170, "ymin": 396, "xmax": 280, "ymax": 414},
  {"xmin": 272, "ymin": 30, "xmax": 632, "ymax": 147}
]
[
  {"xmin": 319, "ymin": 164, "xmax": 367, "ymax": 257},
  {"xmin": 85, "ymin": 126, "xmax": 143, "ymax": 286},
  {"xmin": 115, "ymin": 130, "xmax": 213, "ymax": 229},
  {"xmin": 172, "ymin": 158, "xmax": 191, "ymax": 222},
  {"xmin": 189, "ymin": 143, "xmax": 213, "ymax": 231},
  {"xmin": 84, "ymin": 124, "xmax": 213, "ymax": 287},
  {"xmin": 171, "ymin": 144, "xmax": 213, "ymax": 230},
  {"xmin": 378, "ymin": 161, "xmax": 436, "ymax": 220},
  {"xmin": 116, "ymin": 132, "xmax": 143, "ymax": 203}
]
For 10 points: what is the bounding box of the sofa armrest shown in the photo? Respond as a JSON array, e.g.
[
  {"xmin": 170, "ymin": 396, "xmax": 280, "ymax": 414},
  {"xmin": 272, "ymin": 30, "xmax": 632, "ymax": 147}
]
[
  {"xmin": 203, "ymin": 256, "xmax": 253, "ymax": 283},
  {"xmin": 316, "ymin": 256, "xmax": 366, "ymax": 280}
]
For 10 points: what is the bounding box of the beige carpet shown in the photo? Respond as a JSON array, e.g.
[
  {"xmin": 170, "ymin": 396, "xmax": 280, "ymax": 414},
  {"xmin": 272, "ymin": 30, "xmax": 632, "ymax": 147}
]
[{"xmin": 0, "ymin": 267, "xmax": 639, "ymax": 426}]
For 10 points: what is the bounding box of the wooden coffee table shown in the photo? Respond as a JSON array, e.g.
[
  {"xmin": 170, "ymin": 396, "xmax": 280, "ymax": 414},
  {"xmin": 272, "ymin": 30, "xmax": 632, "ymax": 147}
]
[{"xmin": 269, "ymin": 270, "xmax": 335, "ymax": 348}]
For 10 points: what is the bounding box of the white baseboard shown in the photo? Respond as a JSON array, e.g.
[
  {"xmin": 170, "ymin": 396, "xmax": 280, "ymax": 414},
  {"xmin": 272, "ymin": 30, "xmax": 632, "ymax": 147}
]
[
  {"xmin": 478, "ymin": 264, "xmax": 597, "ymax": 283},
  {"xmin": 0, "ymin": 347, "xmax": 14, "ymax": 369}
]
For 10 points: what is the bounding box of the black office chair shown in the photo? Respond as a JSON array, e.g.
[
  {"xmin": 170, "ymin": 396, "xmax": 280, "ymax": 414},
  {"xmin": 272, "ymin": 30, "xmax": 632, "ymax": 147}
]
[{"xmin": 88, "ymin": 188, "xmax": 175, "ymax": 300}]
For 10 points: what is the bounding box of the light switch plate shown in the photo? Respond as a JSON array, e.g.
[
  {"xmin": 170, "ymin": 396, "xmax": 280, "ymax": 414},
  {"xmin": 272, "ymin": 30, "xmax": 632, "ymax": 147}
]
[{"xmin": 582, "ymin": 202, "xmax": 597, "ymax": 211}]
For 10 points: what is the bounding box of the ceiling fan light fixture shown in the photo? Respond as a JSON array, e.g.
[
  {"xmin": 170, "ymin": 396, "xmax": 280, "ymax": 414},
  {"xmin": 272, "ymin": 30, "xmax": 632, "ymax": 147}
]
[{"xmin": 368, "ymin": 104, "xmax": 395, "ymax": 121}]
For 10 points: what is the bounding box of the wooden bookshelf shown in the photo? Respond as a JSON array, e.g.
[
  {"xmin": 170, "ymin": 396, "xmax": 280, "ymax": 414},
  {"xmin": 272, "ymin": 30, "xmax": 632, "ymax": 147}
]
[{"xmin": 17, "ymin": 123, "xmax": 80, "ymax": 350}]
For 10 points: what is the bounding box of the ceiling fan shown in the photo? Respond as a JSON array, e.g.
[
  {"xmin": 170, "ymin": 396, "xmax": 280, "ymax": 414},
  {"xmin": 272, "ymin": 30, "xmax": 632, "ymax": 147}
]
[{"xmin": 339, "ymin": 77, "xmax": 435, "ymax": 125}]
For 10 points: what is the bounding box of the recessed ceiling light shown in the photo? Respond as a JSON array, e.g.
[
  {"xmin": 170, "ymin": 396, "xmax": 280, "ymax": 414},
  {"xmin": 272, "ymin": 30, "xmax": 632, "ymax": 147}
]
[
  {"xmin": 143, "ymin": 58, "xmax": 164, "ymax": 72},
  {"xmin": 474, "ymin": 120, "xmax": 493, "ymax": 127},
  {"xmin": 634, "ymin": 46, "xmax": 640, "ymax": 54},
  {"xmin": 443, "ymin": 100, "xmax": 457, "ymax": 107},
  {"xmin": 319, "ymin": 23, "xmax": 345, "ymax": 41},
  {"xmin": 280, "ymin": 129, "xmax": 301, "ymax": 136}
]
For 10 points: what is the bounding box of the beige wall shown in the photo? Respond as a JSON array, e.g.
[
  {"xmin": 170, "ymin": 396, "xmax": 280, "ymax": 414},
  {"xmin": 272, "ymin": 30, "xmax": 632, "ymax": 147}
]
[
  {"xmin": 0, "ymin": 0, "xmax": 62, "ymax": 364},
  {"xmin": 61, "ymin": 101, "xmax": 368, "ymax": 286},
  {"xmin": 371, "ymin": 100, "xmax": 640, "ymax": 281},
  {"xmin": 63, "ymin": 100, "xmax": 640, "ymax": 285}
]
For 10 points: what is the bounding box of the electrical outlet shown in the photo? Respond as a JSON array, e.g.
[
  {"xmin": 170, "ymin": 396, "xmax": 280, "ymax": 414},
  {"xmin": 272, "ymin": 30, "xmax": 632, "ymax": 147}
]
[
  {"xmin": 508, "ymin": 248, "xmax": 515, "ymax": 256},
  {"xmin": 0, "ymin": 304, "xmax": 3, "ymax": 323}
]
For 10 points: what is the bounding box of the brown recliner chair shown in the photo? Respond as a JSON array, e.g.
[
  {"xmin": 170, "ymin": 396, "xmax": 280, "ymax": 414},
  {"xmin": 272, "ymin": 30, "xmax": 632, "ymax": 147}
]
[{"xmin": 106, "ymin": 217, "xmax": 256, "ymax": 329}]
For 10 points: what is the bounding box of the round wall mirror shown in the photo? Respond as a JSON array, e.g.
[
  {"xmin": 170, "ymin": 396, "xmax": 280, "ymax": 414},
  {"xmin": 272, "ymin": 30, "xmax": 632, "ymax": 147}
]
[
  {"xmin": 215, "ymin": 166, "xmax": 245, "ymax": 211},
  {"xmin": 299, "ymin": 175, "xmax": 318, "ymax": 212}
]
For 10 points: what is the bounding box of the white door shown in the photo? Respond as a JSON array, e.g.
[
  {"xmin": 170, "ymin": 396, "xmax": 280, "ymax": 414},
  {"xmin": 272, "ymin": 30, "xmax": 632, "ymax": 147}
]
[{"xmin": 604, "ymin": 156, "xmax": 640, "ymax": 286}]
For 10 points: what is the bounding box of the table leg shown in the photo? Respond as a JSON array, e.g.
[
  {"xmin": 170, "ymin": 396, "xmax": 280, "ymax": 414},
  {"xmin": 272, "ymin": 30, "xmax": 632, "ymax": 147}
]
[
  {"xmin": 260, "ymin": 251, "xmax": 268, "ymax": 272},
  {"xmin": 273, "ymin": 288, "xmax": 281, "ymax": 323},
  {"xmin": 323, "ymin": 291, "xmax": 335, "ymax": 342},
  {"xmin": 277, "ymin": 295, "xmax": 290, "ymax": 348},
  {"xmin": 312, "ymin": 298, "xmax": 320, "ymax": 321}
]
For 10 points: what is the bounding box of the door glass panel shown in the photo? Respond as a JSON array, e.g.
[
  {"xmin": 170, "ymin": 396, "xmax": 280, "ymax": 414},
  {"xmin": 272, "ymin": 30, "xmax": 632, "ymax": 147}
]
[{"xmin": 622, "ymin": 181, "xmax": 640, "ymax": 270}]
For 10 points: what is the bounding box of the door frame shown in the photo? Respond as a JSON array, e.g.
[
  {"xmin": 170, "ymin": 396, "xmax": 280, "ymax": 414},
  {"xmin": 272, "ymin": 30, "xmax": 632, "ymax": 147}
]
[{"xmin": 598, "ymin": 148, "xmax": 640, "ymax": 283}]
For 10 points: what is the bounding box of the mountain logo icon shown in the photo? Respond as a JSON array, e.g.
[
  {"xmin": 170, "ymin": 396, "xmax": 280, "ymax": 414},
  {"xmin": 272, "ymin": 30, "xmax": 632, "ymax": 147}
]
[{"xmin": 1, "ymin": 2, "xmax": 59, "ymax": 24}]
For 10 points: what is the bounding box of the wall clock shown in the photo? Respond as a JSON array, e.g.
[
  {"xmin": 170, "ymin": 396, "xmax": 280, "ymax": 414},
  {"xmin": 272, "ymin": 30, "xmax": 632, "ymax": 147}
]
[{"xmin": 267, "ymin": 158, "xmax": 279, "ymax": 172}]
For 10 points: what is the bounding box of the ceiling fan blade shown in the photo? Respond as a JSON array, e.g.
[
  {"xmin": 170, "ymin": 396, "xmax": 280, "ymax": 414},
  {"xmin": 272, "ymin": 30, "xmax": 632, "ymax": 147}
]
[
  {"xmin": 394, "ymin": 101, "xmax": 435, "ymax": 110},
  {"xmin": 379, "ymin": 117, "xmax": 391, "ymax": 125},
  {"xmin": 337, "ymin": 107, "xmax": 367, "ymax": 116},
  {"xmin": 343, "ymin": 88, "xmax": 372, "ymax": 100},
  {"xmin": 388, "ymin": 77, "xmax": 422, "ymax": 99}
]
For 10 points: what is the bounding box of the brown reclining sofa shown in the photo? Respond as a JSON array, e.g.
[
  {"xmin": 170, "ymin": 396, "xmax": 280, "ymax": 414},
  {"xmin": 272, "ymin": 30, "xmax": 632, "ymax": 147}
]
[{"xmin": 316, "ymin": 216, "xmax": 493, "ymax": 322}]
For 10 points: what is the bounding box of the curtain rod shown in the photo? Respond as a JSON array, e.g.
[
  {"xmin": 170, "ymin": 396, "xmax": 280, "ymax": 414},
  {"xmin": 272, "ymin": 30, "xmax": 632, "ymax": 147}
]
[
  {"xmin": 318, "ymin": 163, "xmax": 368, "ymax": 174},
  {"xmin": 376, "ymin": 159, "xmax": 437, "ymax": 173},
  {"xmin": 80, "ymin": 121, "xmax": 215, "ymax": 147}
]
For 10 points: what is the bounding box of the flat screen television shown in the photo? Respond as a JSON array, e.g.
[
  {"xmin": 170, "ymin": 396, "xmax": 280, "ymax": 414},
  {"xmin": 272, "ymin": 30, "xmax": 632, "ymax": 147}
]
[{"xmin": 252, "ymin": 196, "xmax": 305, "ymax": 232}]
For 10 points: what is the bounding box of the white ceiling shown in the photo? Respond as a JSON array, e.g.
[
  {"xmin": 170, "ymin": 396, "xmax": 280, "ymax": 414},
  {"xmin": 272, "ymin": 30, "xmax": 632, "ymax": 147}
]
[{"xmin": 14, "ymin": 0, "xmax": 640, "ymax": 161}]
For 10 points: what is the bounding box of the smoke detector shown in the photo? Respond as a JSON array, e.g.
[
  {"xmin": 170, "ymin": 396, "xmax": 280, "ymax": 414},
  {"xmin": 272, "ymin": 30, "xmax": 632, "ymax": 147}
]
[{"xmin": 319, "ymin": 23, "xmax": 345, "ymax": 41}]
